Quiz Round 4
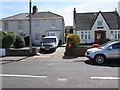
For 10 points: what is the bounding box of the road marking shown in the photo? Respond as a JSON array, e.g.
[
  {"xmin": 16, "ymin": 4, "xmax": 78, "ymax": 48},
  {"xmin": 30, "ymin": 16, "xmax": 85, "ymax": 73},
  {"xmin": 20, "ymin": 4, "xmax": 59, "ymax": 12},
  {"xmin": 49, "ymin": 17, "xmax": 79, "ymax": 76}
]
[
  {"xmin": 0, "ymin": 74, "xmax": 47, "ymax": 78},
  {"xmin": 57, "ymin": 78, "xmax": 67, "ymax": 81},
  {"xmin": 91, "ymin": 77, "xmax": 120, "ymax": 80}
]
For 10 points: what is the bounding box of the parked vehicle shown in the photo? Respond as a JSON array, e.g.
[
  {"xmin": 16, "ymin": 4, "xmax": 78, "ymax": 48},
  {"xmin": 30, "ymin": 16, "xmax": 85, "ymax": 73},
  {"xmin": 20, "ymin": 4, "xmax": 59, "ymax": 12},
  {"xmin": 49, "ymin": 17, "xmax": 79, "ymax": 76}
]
[
  {"xmin": 40, "ymin": 36, "xmax": 59, "ymax": 52},
  {"xmin": 85, "ymin": 41, "xmax": 120, "ymax": 64}
]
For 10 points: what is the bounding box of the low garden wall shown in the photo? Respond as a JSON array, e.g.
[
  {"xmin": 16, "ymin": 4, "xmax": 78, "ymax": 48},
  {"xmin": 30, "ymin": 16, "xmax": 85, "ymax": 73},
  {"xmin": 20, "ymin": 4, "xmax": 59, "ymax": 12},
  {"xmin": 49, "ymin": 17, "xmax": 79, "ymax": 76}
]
[
  {"xmin": 6, "ymin": 47, "xmax": 37, "ymax": 56},
  {"xmin": 73, "ymin": 47, "xmax": 90, "ymax": 57}
]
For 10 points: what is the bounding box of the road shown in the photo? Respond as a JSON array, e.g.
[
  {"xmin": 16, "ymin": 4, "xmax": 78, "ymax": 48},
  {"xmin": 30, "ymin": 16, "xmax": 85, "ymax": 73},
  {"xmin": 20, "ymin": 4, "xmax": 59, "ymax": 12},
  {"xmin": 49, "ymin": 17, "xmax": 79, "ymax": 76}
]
[{"xmin": 1, "ymin": 47, "xmax": 120, "ymax": 88}]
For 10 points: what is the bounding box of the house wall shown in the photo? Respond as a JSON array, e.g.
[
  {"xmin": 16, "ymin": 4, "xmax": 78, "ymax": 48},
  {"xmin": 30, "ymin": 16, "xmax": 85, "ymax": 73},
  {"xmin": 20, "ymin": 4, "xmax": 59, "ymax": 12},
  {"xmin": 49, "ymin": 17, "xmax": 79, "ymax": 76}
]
[{"xmin": 2, "ymin": 18, "xmax": 64, "ymax": 46}]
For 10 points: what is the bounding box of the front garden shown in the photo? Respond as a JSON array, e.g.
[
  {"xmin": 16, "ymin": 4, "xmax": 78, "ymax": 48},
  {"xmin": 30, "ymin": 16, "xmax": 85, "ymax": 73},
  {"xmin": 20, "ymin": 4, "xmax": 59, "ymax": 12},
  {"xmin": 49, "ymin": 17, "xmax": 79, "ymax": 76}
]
[
  {"xmin": 64, "ymin": 34, "xmax": 110, "ymax": 57},
  {"xmin": 0, "ymin": 29, "xmax": 37, "ymax": 56}
]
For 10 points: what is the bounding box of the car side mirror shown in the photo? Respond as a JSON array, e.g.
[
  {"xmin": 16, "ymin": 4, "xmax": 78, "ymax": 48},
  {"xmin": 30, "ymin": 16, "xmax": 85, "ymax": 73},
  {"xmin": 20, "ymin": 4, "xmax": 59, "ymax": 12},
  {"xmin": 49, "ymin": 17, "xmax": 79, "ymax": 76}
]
[{"xmin": 108, "ymin": 46, "xmax": 112, "ymax": 50}]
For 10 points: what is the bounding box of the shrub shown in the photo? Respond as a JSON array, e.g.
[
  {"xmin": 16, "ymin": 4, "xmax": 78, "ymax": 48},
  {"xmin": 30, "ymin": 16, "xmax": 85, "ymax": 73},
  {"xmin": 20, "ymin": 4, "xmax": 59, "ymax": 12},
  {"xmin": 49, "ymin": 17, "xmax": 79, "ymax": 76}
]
[
  {"xmin": 14, "ymin": 36, "xmax": 25, "ymax": 48},
  {"xmin": 66, "ymin": 34, "xmax": 80, "ymax": 47},
  {"xmin": 2, "ymin": 32, "xmax": 16, "ymax": 48},
  {"xmin": 64, "ymin": 34, "xmax": 80, "ymax": 56}
]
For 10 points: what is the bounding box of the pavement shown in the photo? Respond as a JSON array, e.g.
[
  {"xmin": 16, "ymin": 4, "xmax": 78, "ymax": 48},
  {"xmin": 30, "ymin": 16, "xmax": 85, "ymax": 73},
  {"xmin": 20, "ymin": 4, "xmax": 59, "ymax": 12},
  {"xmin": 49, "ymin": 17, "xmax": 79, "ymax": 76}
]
[{"xmin": 0, "ymin": 46, "xmax": 88, "ymax": 64}]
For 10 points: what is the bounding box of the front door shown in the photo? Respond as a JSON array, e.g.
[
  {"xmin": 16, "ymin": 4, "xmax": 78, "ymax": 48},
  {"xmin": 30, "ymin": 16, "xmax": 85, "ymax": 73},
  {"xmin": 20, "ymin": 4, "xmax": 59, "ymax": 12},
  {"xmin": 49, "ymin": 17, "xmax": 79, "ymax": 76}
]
[{"xmin": 95, "ymin": 30, "xmax": 106, "ymax": 43}]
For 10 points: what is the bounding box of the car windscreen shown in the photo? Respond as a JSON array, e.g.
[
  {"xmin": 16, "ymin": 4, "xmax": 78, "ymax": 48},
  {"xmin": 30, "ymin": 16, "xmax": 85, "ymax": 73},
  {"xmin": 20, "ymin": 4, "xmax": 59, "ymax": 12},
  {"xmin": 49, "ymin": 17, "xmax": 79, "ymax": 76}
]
[
  {"xmin": 98, "ymin": 42, "xmax": 112, "ymax": 49},
  {"xmin": 42, "ymin": 38, "xmax": 56, "ymax": 43}
]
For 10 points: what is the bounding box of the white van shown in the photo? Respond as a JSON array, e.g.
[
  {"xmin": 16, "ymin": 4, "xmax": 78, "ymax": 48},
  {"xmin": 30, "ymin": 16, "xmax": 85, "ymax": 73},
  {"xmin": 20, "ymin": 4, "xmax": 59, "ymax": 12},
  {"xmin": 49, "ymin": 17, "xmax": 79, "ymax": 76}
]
[{"xmin": 40, "ymin": 36, "xmax": 59, "ymax": 52}]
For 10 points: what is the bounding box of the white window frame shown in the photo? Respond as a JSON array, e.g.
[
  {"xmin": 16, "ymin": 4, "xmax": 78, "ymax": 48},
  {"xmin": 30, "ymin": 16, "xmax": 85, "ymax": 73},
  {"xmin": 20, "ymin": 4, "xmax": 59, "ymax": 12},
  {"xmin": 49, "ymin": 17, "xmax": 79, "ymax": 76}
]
[
  {"xmin": 118, "ymin": 31, "xmax": 120, "ymax": 39},
  {"xmin": 80, "ymin": 31, "xmax": 91, "ymax": 40},
  {"xmin": 47, "ymin": 32, "xmax": 56, "ymax": 36},
  {"xmin": 110, "ymin": 30, "xmax": 120, "ymax": 40},
  {"xmin": 34, "ymin": 20, "xmax": 40, "ymax": 30},
  {"xmin": 18, "ymin": 20, "xmax": 23, "ymax": 30},
  {"xmin": 4, "ymin": 21, "xmax": 9, "ymax": 30},
  {"xmin": 50, "ymin": 19, "xmax": 56, "ymax": 28},
  {"xmin": 81, "ymin": 31, "xmax": 84, "ymax": 39},
  {"xmin": 88, "ymin": 31, "xmax": 91, "ymax": 39},
  {"xmin": 85, "ymin": 31, "xmax": 87, "ymax": 39},
  {"xmin": 97, "ymin": 20, "xmax": 103, "ymax": 27}
]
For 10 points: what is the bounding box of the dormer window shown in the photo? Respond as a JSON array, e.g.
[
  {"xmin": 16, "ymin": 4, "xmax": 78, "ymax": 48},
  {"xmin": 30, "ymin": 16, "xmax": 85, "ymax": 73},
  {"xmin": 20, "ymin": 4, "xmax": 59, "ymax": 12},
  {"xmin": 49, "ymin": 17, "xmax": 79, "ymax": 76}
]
[{"xmin": 97, "ymin": 21, "xmax": 103, "ymax": 27}]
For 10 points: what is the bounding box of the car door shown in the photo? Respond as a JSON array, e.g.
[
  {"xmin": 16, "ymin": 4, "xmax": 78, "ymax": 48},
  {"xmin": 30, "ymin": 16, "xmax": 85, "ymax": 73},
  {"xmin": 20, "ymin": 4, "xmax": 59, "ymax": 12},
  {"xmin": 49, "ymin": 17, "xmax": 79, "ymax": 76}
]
[
  {"xmin": 111, "ymin": 43, "xmax": 120, "ymax": 58},
  {"xmin": 106, "ymin": 43, "xmax": 120, "ymax": 59}
]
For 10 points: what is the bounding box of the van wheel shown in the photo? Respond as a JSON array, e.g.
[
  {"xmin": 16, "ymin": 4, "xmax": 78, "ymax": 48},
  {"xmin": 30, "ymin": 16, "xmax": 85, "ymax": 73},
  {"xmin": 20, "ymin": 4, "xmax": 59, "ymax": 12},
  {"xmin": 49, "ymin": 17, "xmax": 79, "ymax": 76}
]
[{"xmin": 94, "ymin": 55, "xmax": 105, "ymax": 64}]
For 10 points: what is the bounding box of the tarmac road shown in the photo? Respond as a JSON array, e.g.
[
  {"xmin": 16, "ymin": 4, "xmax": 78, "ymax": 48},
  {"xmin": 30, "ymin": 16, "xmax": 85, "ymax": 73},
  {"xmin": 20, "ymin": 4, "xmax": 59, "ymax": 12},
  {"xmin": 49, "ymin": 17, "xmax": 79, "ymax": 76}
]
[{"xmin": 1, "ymin": 47, "xmax": 120, "ymax": 89}]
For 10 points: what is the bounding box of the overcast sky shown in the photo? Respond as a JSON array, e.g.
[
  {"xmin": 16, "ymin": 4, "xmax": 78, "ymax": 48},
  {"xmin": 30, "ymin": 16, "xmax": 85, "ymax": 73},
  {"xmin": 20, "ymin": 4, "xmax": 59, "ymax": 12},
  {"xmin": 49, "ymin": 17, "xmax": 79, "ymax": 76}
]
[{"xmin": 1, "ymin": 0, "xmax": 120, "ymax": 26}]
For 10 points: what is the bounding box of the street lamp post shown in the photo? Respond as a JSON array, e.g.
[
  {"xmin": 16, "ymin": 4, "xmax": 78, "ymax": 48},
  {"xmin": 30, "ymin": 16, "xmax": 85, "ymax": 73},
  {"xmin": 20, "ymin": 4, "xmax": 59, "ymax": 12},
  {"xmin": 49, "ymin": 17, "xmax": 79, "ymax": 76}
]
[{"xmin": 29, "ymin": 0, "xmax": 32, "ymax": 55}]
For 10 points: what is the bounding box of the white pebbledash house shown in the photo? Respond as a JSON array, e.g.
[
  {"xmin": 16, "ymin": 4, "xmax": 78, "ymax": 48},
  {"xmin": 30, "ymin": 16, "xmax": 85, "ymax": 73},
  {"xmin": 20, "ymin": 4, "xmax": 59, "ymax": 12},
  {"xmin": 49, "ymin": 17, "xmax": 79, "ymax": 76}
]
[
  {"xmin": 1, "ymin": 6, "xmax": 65, "ymax": 46},
  {"xmin": 73, "ymin": 8, "xmax": 120, "ymax": 44}
]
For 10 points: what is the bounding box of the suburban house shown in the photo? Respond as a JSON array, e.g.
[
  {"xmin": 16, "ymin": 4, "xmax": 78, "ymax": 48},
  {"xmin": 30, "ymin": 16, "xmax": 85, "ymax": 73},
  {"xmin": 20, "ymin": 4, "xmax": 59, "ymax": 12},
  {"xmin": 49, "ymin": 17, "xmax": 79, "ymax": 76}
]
[
  {"xmin": 73, "ymin": 8, "xmax": 120, "ymax": 44},
  {"xmin": 1, "ymin": 7, "xmax": 65, "ymax": 46}
]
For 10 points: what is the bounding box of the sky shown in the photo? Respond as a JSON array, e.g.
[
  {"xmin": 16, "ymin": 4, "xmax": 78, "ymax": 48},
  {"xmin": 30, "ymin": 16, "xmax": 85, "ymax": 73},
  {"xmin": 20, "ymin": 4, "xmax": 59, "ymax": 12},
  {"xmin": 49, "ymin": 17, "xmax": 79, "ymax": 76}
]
[{"xmin": 1, "ymin": 0, "xmax": 120, "ymax": 26}]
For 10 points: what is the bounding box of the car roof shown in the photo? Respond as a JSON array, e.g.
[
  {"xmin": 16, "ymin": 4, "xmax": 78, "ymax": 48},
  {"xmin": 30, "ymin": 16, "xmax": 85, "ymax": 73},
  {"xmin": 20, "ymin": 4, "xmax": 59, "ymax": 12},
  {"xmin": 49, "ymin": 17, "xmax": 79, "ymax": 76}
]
[{"xmin": 109, "ymin": 41, "xmax": 120, "ymax": 44}]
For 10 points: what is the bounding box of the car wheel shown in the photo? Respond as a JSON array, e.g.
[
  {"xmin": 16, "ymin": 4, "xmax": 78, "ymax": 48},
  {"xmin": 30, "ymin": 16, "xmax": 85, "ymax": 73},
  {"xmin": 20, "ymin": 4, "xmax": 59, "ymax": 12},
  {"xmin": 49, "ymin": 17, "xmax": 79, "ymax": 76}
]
[{"xmin": 94, "ymin": 55, "xmax": 105, "ymax": 64}]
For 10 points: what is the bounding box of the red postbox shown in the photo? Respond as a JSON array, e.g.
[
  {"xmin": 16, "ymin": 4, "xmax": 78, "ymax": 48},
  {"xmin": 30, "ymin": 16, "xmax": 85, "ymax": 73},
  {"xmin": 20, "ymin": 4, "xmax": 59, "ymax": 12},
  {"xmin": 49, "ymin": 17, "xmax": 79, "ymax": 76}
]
[{"xmin": 68, "ymin": 42, "xmax": 72, "ymax": 48}]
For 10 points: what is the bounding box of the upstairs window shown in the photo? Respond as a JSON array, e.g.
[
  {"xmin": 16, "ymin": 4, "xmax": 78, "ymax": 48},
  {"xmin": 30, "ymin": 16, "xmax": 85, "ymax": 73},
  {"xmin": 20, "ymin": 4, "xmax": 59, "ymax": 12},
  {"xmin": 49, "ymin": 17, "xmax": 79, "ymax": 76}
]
[
  {"xmin": 18, "ymin": 21, "xmax": 23, "ymax": 30},
  {"xmin": 50, "ymin": 19, "xmax": 56, "ymax": 28},
  {"xmin": 4, "ymin": 21, "xmax": 9, "ymax": 30},
  {"xmin": 97, "ymin": 21, "xmax": 103, "ymax": 27},
  {"xmin": 34, "ymin": 20, "xmax": 40, "ymax": 30}
]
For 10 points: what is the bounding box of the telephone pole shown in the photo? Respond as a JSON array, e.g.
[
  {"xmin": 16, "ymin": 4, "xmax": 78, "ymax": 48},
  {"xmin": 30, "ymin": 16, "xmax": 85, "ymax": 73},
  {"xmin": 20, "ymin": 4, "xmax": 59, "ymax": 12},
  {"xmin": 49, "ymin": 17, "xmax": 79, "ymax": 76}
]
[{"xmin": 29, "ymin": 0, "xmax": 32, "ymax": 55}]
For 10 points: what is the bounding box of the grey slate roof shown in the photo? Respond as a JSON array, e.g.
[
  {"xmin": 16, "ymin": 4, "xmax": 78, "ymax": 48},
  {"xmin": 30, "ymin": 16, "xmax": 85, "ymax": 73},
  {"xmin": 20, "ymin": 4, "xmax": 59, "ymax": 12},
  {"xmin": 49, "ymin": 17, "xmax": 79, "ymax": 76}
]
[
  {"xmin": 3, "ymin": 13, "xmax": 29, "ymax": 20},
  {"xmin": 3, "ymin": 11, "xmax": 63, "ymax": 20},
  {"xmin": 31, "ymin": 12, "xmax": 63, "ymax": 18},
  {"xmin": 75, "ymin": 11, "xmax": 120, "ymax": 30}
]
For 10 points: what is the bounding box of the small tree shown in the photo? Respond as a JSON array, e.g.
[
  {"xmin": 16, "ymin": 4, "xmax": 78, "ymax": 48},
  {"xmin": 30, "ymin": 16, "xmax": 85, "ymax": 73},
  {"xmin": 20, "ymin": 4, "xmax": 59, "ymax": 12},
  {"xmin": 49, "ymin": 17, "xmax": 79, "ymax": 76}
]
[
  {"xmin": 14, "ymin": 36, "xmax": 25, "ymax": 48},
  {"xmin": 2, "ymin": 32, "xmax": 16, "ymax": 48}
]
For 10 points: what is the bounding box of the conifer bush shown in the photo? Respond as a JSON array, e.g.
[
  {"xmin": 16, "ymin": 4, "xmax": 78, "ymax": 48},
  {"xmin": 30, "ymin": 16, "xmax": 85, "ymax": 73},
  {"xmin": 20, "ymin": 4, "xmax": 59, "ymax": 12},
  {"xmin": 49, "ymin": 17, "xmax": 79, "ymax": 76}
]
[
  {"xmin": 14, "ymin": 36, "xmax": 25, "ymax": 48},
  {"xmin": 65, "ymin": 34, "xmax": 80, "ymax": 56}
]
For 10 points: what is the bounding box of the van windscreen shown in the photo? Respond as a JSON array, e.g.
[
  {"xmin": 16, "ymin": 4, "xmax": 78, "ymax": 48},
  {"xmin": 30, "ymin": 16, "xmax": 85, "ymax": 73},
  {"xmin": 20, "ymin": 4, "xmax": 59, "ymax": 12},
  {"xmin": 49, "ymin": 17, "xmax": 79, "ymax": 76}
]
[{"xmin": 42, "ymin": 38, "xmax": 56, "ymax": 43}]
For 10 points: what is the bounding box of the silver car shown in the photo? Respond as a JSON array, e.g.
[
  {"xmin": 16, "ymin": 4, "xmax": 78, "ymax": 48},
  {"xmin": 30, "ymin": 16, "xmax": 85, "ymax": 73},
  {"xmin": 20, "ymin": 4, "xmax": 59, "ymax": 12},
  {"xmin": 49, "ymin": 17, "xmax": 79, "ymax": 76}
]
[{"xmin": 85, "ymin": 41, "xmax": 120, "ymax": 64}]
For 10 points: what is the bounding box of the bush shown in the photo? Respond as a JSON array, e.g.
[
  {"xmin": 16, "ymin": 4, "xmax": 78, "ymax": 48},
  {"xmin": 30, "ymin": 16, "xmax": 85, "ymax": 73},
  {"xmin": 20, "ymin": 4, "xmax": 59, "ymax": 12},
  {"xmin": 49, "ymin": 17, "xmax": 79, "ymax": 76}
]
[
  {"xmin": 2, "ymin": 32, "xmax": 16, "ymax": 48},
  {"xmin": 64, "ymin": 34, "xmax": 80, "ymax": 56},
  {"xmin": 14, "ymin": 36, "xmax": 25, "ymax": 48},
  {"xmin": 66, "ymin": 34, "xmax": 80, "ymax": 47}
]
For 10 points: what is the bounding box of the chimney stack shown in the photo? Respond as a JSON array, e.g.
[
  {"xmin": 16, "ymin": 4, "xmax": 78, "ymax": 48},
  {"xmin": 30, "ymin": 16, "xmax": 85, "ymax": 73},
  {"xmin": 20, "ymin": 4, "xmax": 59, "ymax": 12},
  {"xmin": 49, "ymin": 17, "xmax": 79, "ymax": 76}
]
[
  {"xmin": 73, "ymin": 8, "xmax": 76, "ymax": 24},
  {"xmin": 32, "ymin": 6, "xmax": 38, "ymax": 14}
]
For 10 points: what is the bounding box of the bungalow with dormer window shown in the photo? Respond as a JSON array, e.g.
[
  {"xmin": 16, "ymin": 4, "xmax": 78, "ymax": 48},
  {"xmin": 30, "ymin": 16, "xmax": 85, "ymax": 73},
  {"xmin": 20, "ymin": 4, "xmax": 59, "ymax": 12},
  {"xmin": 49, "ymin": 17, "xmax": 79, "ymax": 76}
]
[{"xmin": 73, "ymin": 8, "xmax": 120, "ymax": 44}]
